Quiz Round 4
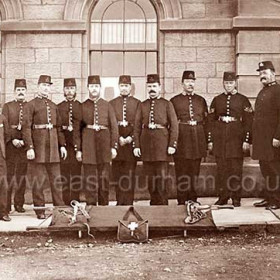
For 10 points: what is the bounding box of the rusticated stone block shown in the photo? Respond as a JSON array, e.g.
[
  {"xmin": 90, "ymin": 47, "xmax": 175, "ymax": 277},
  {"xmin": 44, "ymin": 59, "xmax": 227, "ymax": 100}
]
[
  {"xmin": 5, "ymin": 64, "xmax": 25, "ymax": 78},
  {"xmin": 25, "ymin": 63, "xmax": 61, "ymax": 78},
  {"xmin": 237, "ymin": 54, "xmax": 260, "ymax": 76},
  {"xmin": 186, "ymin": 62, "xmax": 216, "ymax": 77},
  {"xmin": 49, "ymin": 48, "xmax": 82, "ymax": 63},
  {"xmin": 3, "ymin": 34, "xmax": 16, "ymax": 49},
  {"xmin": 205, "ymin": 3, "xmax": 237, "ymax": 18},
  {"xmin": 164, "ymin": 33, "xmax": 182, "ymax": 47},
  {"xmin": 164, "ymin": 62, "xmax": 186, "ymax": 78},
  {"xmin": 237, "ymin": 31, "xmax": 280, "ymax": 54},
  {"xmin": 207, "ymin": 78, "xmax": 224, "ymax": 94},
  {"xmin": 182, "ymin": 3, "xmax": 206, "ymax": 19},
  {"xmin": 16, "ymin": 33, "xmax": 72, "ymax": 48},
  {"xmin": 6, "ymin": 49, "xmax": 35, "ymax": 63},
  {"xmin": 165, "ymin": 47, "xmax": 196, "ymax": 63},
  {"xmin": 197, "ymin": 47, "xmax": 235, "ymax": 62},
  {"xmin": 237, "ymin": 76, "xmax": 262, "ymax": 98},
  {"xmin": 164, "ymin": 78, "xmax": 174, "ymax": 95},
  {"xmin": 23, "ymin": 4, "xmax": 65, "ymax": 20},
  {"xmin": 61, "ymin": 63, "xmax": 82, "ymax": 78},
  {"xmin": 35, "ymin": 49, "xmax": 49, "ymax": 63},
  {"xmin": 216, "ymin": 63, "xmax": 235, "ymax": 77}
]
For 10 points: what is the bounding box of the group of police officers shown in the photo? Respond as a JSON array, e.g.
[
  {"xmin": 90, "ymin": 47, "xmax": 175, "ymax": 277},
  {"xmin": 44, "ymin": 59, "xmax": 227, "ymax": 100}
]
[{"xmin": 0, "ymin": 60, "xmax": 279, "ymax": 222}]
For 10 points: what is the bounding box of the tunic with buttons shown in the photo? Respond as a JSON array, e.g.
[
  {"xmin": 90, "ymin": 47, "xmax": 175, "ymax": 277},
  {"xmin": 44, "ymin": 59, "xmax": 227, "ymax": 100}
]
[
  {"xmin": 208, "ymin": 92, "xmax": 253, "ymax": 158},
  {"xmin": 57, "ymin": 100, "xmax": 82, "ymax": 164},
  {"xmin": 22, "ymin": 97, "xmax": 66, "ymax": 163},
  {"xmin": 74, "ymin": 98, "xmax": 119, "ymax": 165},
  {"xmin": 110, "ymin": 95, "xmax": 141, "ymax": 162},
  {"xmin": 253, "ymin": 82, "xmax": 280, "ymax": 161},
  {"xmin": 134, "ymin": 97, "xmax": 178, "ymax": 162},
  {"xmin": 2, "ymin": 100, "xmax": 27, "ymax": 162},
  {"xmin": 170, "ymin": 93, "xmax": 208, "ymax": 159}
]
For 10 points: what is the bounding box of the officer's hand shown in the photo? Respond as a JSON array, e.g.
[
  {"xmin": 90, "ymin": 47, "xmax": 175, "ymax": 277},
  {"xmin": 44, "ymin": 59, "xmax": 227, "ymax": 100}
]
[
  {"xmin": 20, "ymin": 140, "xmax": 25, "ymax": 147},
  {"xmin": 208, "ymin": 142, "xmax": 213, "ymax": 151},
  {"xmin": 27, "ymin": 149, "xmax": 35, "ymax": 160},
  {"xmin": 125, "ymin": 136, "xmax": 133, "ymax": 144},
  {"xmin": 133, "ymin": 148, "xmax": 141, "ymax": 157},
  {"xmin": 168, "ymin": 147, "xmax": 176, "ymax": 155},
  {"xmin": 111, "ymin": 148, "xmax": 117, "ymax": 159},
  {"xmin": 119, "ymin": 136, "xmax": 126, "ymax": 147},
  {"xmin": 273, "ymin": 138, "xmax": 280, "ymax": 148},
  {"xmin": 12, "ymin": 139, "xmax": 22, "ymax": 148},
  {"xmin": 242, "ymin": 142, "xmax": 250, "ymax": 152},
  {"xmin": 60, "ymin": 146, "xmax": 67, "ymax": 160},
  {"xmin": 76, "ymin": 151, "xmax": 82, "ymax": 162}
]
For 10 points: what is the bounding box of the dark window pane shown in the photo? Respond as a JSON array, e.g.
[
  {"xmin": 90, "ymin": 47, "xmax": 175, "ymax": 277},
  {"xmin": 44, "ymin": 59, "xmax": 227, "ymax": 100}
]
[
  {"xmin": 102, "ymin": 52, "xmax": 124, "ymax": 77},
  {"xmin": 91, "ymin": 0, "xmax": 115, "ymax": 21},
  {"xmin": 147, "ymin": 52, "xmax": 157, "ymax": 74},
  {"xmin": 136, "ymin": 0, "xmax": 157, "ymax": 21},
  {"xmin": 124, "ymin": 52, "xmax": 145, "ymax": 76},
  {"xmin": 103, "ymin": 1, "xmax": 124, "ymax": 21},
  {"xmin": 124, "ymin": 1, "xmax": 145, "ymax": 21}
]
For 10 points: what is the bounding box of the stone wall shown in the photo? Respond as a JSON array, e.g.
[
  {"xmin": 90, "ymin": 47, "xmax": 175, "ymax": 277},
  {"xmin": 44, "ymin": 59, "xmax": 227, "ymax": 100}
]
[{"xmin": 163, "ymin": 31, "xmax": 236, "ymax": 104}]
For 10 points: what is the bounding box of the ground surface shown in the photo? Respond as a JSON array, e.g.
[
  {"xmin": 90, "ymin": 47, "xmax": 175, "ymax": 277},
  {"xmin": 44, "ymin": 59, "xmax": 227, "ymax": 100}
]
[{"xmin": 1, "ymin": 231, "xmax": 280, "ymax": 280}]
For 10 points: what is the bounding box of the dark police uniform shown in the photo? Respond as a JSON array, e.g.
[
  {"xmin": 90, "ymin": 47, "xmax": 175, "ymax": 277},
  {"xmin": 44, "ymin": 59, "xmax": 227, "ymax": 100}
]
[
  {"xmin": 134, "ymin": 74, "xmax": 178, "ymax": 205},
  {"xmin": 253, "ymin": 61, "xmax": 280, "ymax": 207},
  {"xmin": 74, "ymin": 75, "xmax": 119, "ymax": 206},
  {"xmin": 58, "ymin": 78, "xmax": 82, "ymax": 205},
  {"xmin": 170, "ymin": 71, "xmax": 208, "ymax": 204},
  {"xmin": 208, "ymin": 72, "xmax": 253, "ymax": 205},
  {"xmin": 110, "ymin": 75, "xmax": 141, "ymax": 205},
  {"xmin": 2, "ymin": 79, "xmax": 28, "ymax": 212},
  {"xmin": 22, "ymin": 75, "xmax": 65, "ymax": 217},
  {"xmin": 0, "ymin": 114, "xmax": 10, "ymax": 220}
]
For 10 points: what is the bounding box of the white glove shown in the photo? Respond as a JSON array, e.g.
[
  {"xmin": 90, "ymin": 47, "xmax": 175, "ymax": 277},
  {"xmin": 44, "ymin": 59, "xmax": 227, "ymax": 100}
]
[
  {"xmin": 167, "ymin": 147, "xmax": 176, "ymax": 155},
  {"xmin": 76, "ymin": 151, "xmax": 82, "ymax": 162},
  {"xmin": 60, "ymin": 146, "xmax": 67, "ymax": 160},
  {"xmin": 125, "ymin": 136, "xmax": 133, "ymax": 144},
  {"xmin": 273, "ymin": 138, "xmax": 280, "ymax": 148},
  {"xmin": 242, "ymin": 142, "xmax": 250, "ymax": 152},
  {"xmin": 27, "ymin": 149, "xmax": 35, "ymax": 160},
  {"xmin": 119, "ymin": 136, "xmax": 126, "ymax": 147},
  {"xmin": 111, "ymin": 148, "xmax": 117, "ymax": 159},
  {"xmin": 133, "ymin": 148, "xmax": 141, "ymax": 158},
  {"xmin": 208, "ymin": 142, "xmax": 213, "ymax": 151},
  {"xmin": 12, "ymin": 139, "xmax": 22, "ymax": 148}
]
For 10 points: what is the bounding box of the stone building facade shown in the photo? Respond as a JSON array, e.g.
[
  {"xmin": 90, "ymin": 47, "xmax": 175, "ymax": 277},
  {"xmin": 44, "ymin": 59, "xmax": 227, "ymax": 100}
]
[{"xmin": 0, "ymin": 0, "xmax": 279, "ymax": 106}]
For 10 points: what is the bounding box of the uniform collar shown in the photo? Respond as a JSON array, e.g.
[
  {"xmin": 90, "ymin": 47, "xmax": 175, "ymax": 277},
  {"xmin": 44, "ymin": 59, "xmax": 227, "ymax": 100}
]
[
  {"xmin": 90, "ymin": 97, "xmax": 101, "ymax": 103},
  {"xmin": 266, "ymin": 81, "xmax": 277, "ymax": 87},
  {"xmin": 15, "ymin": 99, "xmax": 26, "ymax": 103},
  {"xmin": 182, "ymin": 92, "xmax": 194, "ymax": 96},
  {"xmin": 66, "ymin": 98, "xmax": 76, "ymax": 102},
  {"xmin": 36, "ymin": 95, "xmax": 49, "ymax": 100},
  {"xmin": 149, "ymin": 95, "xmax": 161, "ymax": 100},
  {"xmin": 224, "ymin": 89, "xmax": 237, "ymax": 96}
]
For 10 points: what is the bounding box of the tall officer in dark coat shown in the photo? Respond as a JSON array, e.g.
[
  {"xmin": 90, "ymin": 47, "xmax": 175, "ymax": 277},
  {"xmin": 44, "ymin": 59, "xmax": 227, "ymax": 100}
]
[
  {"xmin": 134, "ymin": 74, "xmax": 178, "ymax": 205},
  {"xmin": 208, "ymin": 72, "xmax": 253, "ymax": 206},
  {"xmin": 74, "ymin": 75, "xmax": 119, "ymax": 206},
  {"xmin": 170, "ymin": 71, "xmax": 208, "ymax": 205},
  {"xmin": 58, "ymin": 78, "xmax": 82, "ymax": 205},
  {"xmin": 0, "ymin": 113, "xmax": 11, "ymax": 221},
  {"xmin": 22, "ymin": 75, "xmax": 67, "ymax": 219},
  {"xmin": 253, "ymin": 61, "xmax": 280, "ymax": 209},
  {"xmin": 110, "ymin": 75, "xmax": 141, "ymax": 205},
  {"xmin": 2, "ymin": 79, "xmax": 28, "ymax": 213}
]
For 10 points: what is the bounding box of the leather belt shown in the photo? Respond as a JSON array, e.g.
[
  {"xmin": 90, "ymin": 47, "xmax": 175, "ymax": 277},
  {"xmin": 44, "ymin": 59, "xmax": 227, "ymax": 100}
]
[
  {"xmin": 179, "ymin": 120, "xmax": 201, "ymax": 126},
  {"xmin": 218, "ymin": 116, "xmax": 241, "ymax": 123},
  {"xmin": 62, "ymin": 125, "xmax": 74, "ymax": 132},
  {"xmin": 86, "ymin": 124, "xmax": 108, "ymax": 131},
  {"xmin": 118, "ymin": 121, "xmax": 133, "ymax": 127},
  {"xmin": 11, "ymin": 124, "xmax": 22, "ymax": 130},
  {"xmin": 33, "ymin": 123, "xmax": 55, "ymax": 129},
  {"xmin": 143, "ymin": 123, "xmax": 166, "ymax": 130}
]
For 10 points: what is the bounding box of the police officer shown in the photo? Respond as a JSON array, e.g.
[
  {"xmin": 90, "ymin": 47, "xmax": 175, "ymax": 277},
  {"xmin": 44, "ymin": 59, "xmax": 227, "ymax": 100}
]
[
  {"xmin": 0, "ymin": 113, "xmax": 11, "ymax": 221},
  {"xmin": 253, "ymin": 61, "xmax": 280, "ymax": 209},
  {"xmin": 110, "ymin": 75, "xmax": 141, "ymax": 205},
  {"xmin": 208, "ymin": 72, "xmax": 253, "ymax": 207},
  {"xmin": 75, "ymin": 75, "xmax": 118, "ymax": 206},
  {"xmin": 170, "ymin": 71, "xmax": 208, "ymax": 205},
  {"xmin": 22, "ymin": 75, "xmax": 67, "ymax": 219},
  {"xmin": 134, "ymin": 74, "xmax": 178, "ymax": 205},
  {"xmin": 58, "ymin": 78, "xmax": 82, "ymax": 205},
  {"xmin": 2, "ymin": 79, "xmax": 28, "ymax": 213}
]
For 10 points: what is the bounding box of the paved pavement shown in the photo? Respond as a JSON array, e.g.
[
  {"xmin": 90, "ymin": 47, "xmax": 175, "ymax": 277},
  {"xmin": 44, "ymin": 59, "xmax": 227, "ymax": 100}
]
[{"xmin": 1, "ymin": 198, "xmax": 280, "ymax": 233}]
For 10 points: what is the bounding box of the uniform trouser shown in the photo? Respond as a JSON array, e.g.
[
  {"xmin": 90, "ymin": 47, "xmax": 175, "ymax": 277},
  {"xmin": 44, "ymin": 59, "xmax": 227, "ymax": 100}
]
[
  {"xmin": 174, "ymin": 158, "xmax": 201, "ymax": 205},
  {"xmin": 0, "ymin": 153, "xmax": 8, "ymax": 217},
  {"xmin": 60, "ymin": 162, "xmax": 82, "ymax": 205},
  {"xmin": 143, "ymin": 161, "xmax": 168, "ymax": 205},
  {"xmin": 112, "ymin": 160, "xmax": 136, "ymax": 205},
  {"xmin": 259, "ymin": 160, "xmax": 280, "ymax": 205},
  {"xmin": 6, "ymin": 160, "xmax": 27, "ymax": 211},
  {"xmin": 216, "ymin": 157, "xmax": 243, "ymax": 202},
  {"xmin": 28, "ymin": 162, "xmax": 65, "ymax": 215},
  {"xmin": 83, "ymin": 163, "xmax": 110, "ymax": 206}
]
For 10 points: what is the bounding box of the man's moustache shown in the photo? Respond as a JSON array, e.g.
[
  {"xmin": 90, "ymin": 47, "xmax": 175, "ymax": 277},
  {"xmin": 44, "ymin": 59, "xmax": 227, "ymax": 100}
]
[{"xmin": 149, "ymin": 90, "xmax": 156, "ymax": 94}]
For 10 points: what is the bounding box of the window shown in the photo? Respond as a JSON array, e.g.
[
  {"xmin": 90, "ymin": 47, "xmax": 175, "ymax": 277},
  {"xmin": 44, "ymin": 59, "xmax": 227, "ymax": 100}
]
[{"xmin": 90, "ymin": 0, "xmax": 158, "ymax": 100}]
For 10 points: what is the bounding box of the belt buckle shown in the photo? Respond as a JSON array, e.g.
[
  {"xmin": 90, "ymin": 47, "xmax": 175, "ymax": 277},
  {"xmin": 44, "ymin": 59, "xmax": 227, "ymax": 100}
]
[
  {"xmin": 148, "ymin": 123, "xmax": 156, "ymax": 130},
  {"xmin": 68, "ymin": 125, "xmax": 73, "ymax": 132},
  {"xmin": 224, "ymin": 116, "xmax": 231, "ymax": 123},
  {"xmin": 46, "ymin": 123, "xmax": 53, "ymax": 129},
  {"xmin": 17, "ymin": 124, "xmax": 22, "ymax": 131},
  {"xmin": 189, "ymin": 120, "xmax": 197, "ymax": 126},
  {"xmin": 93, "ymin": 124, "xmax": 100, "ymax": 131},
  {"xmin": 119, "ymin": 120, "xmax": 128, "ymax": 127}
]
